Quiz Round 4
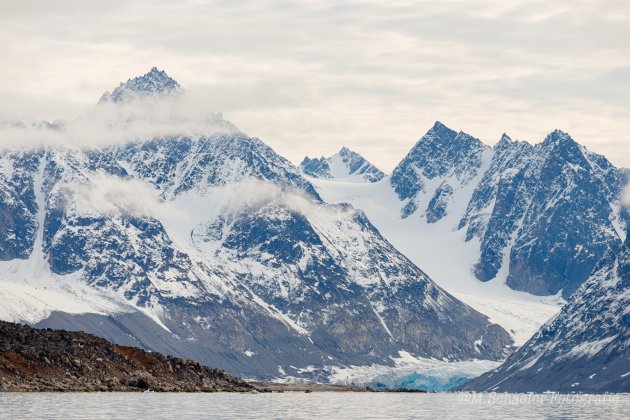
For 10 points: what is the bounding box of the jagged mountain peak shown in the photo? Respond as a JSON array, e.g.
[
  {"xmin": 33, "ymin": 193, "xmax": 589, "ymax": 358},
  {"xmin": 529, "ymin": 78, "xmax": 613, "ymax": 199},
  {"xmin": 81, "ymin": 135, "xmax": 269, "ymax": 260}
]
[
  {"xmin": 387, "ymin": 121, "xmax": 628, "ymax": 299},
  {"xmin": 541, "ymin": 129, "xmax": 577, "ymax": 148},
  {"xmin": 458, "ymin": 125, "xmax": 626, "ymax": 298},
  {"xmin": 493, "ymin": 133, "xmax": 532, "ymax": 153},
  {"xmin": 98, "ymin": 67, "xmax": 182, "ymax": 104},
  {"xmin": 536, "ymin": 130, "xmax": 595, "ymax": 170},
  {"xmin": 299, "ymin": 147, "xmax": 384, "ymax": 183},
  {"xmin": 391, "ymin": 123, "xmax": 489, "ymax": 207},
  {"xmin": 414, "ymin": 122, "xmax": 485, "ymax": 153},
  {"xmin": 429, "ymin": 120, "xmax": 457, "ymax": 137},
  {"xmin": 498, "ymin": 133, "xmax": 513, "ymax": 144},
  {"xmin": 338, "ymin": 146, "xmax": 352, "ymax": 155}
]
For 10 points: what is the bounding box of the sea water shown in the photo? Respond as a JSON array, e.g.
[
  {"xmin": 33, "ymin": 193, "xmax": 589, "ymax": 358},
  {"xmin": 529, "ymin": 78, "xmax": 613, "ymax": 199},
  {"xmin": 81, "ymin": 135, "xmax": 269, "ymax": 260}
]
[{"xmin": 0, "ymin": 392, "xmax": 628, "ymax": 419}]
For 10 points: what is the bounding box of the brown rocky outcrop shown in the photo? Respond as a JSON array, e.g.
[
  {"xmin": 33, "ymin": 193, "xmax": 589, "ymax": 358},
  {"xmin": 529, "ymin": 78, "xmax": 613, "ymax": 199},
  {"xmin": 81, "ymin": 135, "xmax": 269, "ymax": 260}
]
[{"xmin": 0, "ymin": 321, "xmax": 253, "ymax": 392}]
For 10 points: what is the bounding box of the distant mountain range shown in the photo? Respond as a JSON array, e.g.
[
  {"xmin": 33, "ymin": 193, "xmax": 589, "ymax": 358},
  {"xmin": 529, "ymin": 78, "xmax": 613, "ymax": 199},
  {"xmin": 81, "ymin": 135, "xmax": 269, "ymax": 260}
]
[{"xmin": 0, "ymin": 68, "xmax": 512, "ymax": 382}]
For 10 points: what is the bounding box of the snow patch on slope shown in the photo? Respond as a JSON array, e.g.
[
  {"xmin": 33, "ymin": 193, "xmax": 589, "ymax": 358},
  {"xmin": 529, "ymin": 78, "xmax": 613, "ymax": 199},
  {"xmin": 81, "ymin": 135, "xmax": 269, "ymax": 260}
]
[{"xmin": 0, "ymin": 277, "xmax": 127, "ymax": 325}]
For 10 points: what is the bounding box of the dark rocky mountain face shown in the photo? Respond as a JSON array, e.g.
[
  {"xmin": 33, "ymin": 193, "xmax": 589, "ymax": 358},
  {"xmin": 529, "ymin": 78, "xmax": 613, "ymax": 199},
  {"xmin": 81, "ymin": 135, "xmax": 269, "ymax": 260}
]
[
  {"xmin": 391, "ymin": 121, "xmax": 488, "ymax": 219},
  {"xmin": 0, "ymin": 320, "xmax": 253, "ymax": 392},
  {"xmin": 300, "ymin": 156, "xmax": 331, "ymax": 178},
  {"xmin": 391, "ymin": 124, "xmax": 628, "ymax": 299},
  {"xmin": 109, "ymin": 135, "xmax": 321, "ymax": 201},
  {"xmin": 0, "ymin": 151, "xmax": 40, "ymax": 260},
  {"xmin": 204, "ymin": 201, "xmax": 511, "ymax": 363},
  {"xmin": 461, "ymin": 224, "xmax": 630, "ymax": 393}
]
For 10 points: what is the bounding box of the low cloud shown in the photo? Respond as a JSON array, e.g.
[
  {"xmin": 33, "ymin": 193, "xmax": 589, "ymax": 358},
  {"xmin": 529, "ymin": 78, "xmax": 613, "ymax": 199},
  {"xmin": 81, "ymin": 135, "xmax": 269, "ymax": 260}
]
[
  {"xmin": 204, "ymin": 179, "xmax": 332, "ymax": 219},
  {"xmin": 61, "ymin": 173, "xmax": 188, "ymax": 221},
  {"xmin": 0, "ymin": 93, "xmax": 241, "ymax": 151},
  {"xmin": 60, "ymin": 175, "xmax": 336, "ymax": 227},
  {"xmin": 171, "ymin": 178, "xmax": 342, "ymax": 230}
]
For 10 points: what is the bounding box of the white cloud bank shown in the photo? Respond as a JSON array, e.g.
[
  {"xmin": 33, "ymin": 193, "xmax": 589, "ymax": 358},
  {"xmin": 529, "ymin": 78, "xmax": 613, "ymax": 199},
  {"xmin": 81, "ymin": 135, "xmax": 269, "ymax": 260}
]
[
  {"xmin": 171, "ymin": 178, "xmax": 340, "ymax": 231},
  {"xmin": 61, "ymin": 173, "xmax": 188, "ymax": 221},
  {"xmin": 0, "ymin": 0, "xmax": 628, "ymax": 170},
  {"xmin": 61, "ymin": 174, "xmax": 334, "ymax": 228}
]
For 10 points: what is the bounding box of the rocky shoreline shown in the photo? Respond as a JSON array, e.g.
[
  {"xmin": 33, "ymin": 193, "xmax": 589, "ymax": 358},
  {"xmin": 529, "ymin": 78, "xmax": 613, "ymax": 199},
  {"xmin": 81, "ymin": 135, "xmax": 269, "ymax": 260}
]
[{"xmin": 0, "ymin": 321, "xmax": 253, "ymax": 392}]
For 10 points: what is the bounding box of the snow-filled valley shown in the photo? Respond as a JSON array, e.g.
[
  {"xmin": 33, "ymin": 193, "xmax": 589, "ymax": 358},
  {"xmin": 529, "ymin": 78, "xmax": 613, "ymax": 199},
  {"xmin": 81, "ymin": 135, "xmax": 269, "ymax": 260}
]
[{"xmin": 308, "ymin": 176, "xmax": 563, "ymax": 346}]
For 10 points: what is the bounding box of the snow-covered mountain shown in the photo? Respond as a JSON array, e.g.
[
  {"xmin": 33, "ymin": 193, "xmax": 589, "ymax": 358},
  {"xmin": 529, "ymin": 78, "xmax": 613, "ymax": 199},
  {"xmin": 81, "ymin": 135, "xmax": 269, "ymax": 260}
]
[
  {"xmin": 315, "ymin": 122, "xmax": 627, "ymax": 297},
  {"xmin": 99, "ymin": 67, "xmax": 182, "ymax": 104},
  {"xmin": 390, "ymin": 122, "xmax": 628, "ymax": 299},
  {"xmin": 462, "ymin": 130, "xmax": 627, "ymax": 299},
  {"xmin": 0, "ymin": 69, "xmax": 513, "ymax": 381},
  {"xmin": 462, "ymin": 223, "xmax": 630, "ymax": 393},
  {"xmin": 391, "ymin": 122, "xmax": 488, "ymax": 221},
  {"xmin": 300, "ymin": 147, "xmax": 385, "ymax": 183}
]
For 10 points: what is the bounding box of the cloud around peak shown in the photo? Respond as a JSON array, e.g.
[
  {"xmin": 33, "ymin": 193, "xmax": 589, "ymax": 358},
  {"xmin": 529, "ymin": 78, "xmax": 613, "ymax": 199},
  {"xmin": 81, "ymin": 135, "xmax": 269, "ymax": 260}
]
[{"xmin": 0, "ymin": 89, "xmax": 241, "ymax": 151}]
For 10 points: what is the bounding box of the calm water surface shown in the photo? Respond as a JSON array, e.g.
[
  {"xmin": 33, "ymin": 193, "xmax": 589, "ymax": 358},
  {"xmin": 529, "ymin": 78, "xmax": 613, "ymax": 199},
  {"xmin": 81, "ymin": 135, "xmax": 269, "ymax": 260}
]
[{"xmin": 1, "ymin": 392, "xmax": 628, "ymax": 419}]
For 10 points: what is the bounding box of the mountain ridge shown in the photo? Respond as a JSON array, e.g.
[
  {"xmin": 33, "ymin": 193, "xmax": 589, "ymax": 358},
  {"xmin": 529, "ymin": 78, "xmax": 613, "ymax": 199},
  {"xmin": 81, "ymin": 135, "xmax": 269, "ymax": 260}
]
[{"xmin": 385, "ymin": 122, "xmax": 628, "ymax": 298}]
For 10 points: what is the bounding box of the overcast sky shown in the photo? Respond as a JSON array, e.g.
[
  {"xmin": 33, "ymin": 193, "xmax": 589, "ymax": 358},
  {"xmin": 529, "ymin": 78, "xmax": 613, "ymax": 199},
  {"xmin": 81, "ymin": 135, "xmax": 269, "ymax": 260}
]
[{"xmin": 1, "ymin": 0, "xmax": 629, "ymax": 171}]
